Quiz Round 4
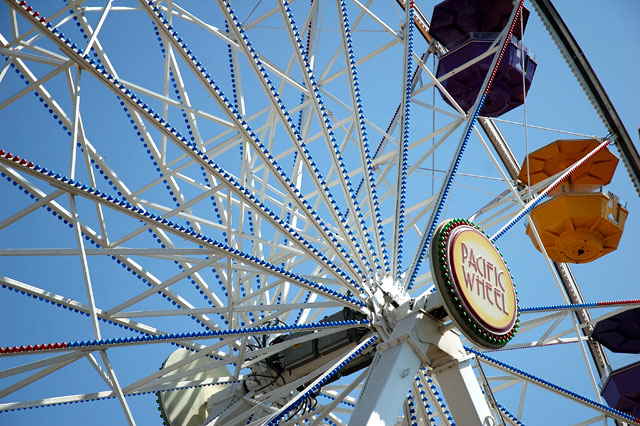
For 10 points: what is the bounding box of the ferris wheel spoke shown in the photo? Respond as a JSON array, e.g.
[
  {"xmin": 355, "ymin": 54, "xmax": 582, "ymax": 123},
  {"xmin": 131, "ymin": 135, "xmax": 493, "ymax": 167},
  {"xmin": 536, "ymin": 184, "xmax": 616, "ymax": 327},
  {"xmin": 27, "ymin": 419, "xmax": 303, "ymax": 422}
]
[
  {"xmin": 417, "ymin": 369, "xmax": 455, "ymax": 425},
  {"xmin": 525, "ymin": 314, "xmax": 568, "ymax": 347},
  {"xmin": 506, "ymin": 326, "xmax": 587, "ymax": 351},
  {"xmin": 471, "ymin": 347, "xmax": 640, "ymax": 425},
  {"xmin": 316, "ymin": 379, "xmax": 364, "ymax": 419},
  {"xmin": 68, "ymin": 64, "xmax": 100, "ymax": 340},
  {"xmin": 517, "ymin": 311, "xmax": 567, "ymax": 335},
  {"xmin": 411, "ymin": 97, "xmax": 464, "ymax": 120},
  {"xmin": 0, "ymin": 168, "xmax": 232, "ymax": 328},
  {"xmin": 496, "ymin": 402, "xmax": 525, "ymax": 426},
  {"xmin": 215, "ymin": 0, "xmax": 374, "ymax": 279},
  {"xmin": 65, "ymin": 76, "xmax": 114, "ymax": 244},
  {"xmin": 136, "ymin": 0, "xmax": 368, "ymax": 283},
  {"xmin": 8, "ymin": 5, "xmax": 18, "ymax": 39},
  {"xmin": 57, "ymin": 10, "xmax": 203, "ymax": 234},
  {"xmin": 0, "ymin": 58, "xmax": 71, "ymax": 110},
  {"xmin": 390, "ymin": 1, "xmax": 415, "ymax": 281},
  {"xmin": 320, "ymin": 36, "xmax": 402, "ymax": 88},
  {"xmin": 115, "ymin": 77, "xmax": 235, "ymax": 129},
  {"xmin": 0, "ymin": 277, "xmax": 227, "ymax": 356},
  {"xmin": 0, "ymin": 188, "xmax": 64, "ymax": 230},
  {"xmin": 468, "ymin": 188, "xmax": 520, "ymax": 228},
  {"xmin": 486, "ymin": 374, "xmax": 521, "ymax": 393},
  {"xmin": 411, "ymin": 52, "xmax": 466, "ymax": 116},
  {"xmin": 1, "ymin": 25, "xmax": 69, "ymax": 65},
  {"xmin": 160, "ymin": 3, "xmax": 181, "ymax": 161},
  {"xmin": 289, "ymin": 371, "xmax": 366, "ymax": 425},
  {"xmin": 120, "ymin": 322, "xmax": 370, "ymax": 397},
  {"xmin": 382, "ymin": 196, "xmax": 434, "ymax": 233},
  {"xmin": 263, "ymin": 334, "xmax": 377, "ymax": 425},
  {"xmin": 0, "ymin": 353, "xmax": 84, "ymax": 394},
  {"xmin": 85, "ymin": 352, "xmax": 118, "ymax": 390},
  {"xmin": 0, "ymin": 172, "xmax": 248, "ymax": 332},
  {"xmin": 112, "ymin": 301, "xmax": 343, "ymax": 320},
  {"xmin": 0, "ymin": 375, "xmax": 239, "ymax": 413},
  {"xmin": 81, "ymin": 0, "xmax": 112, "ymax": 57},
  {"xmin": 490, "ymin": 337, "xmax": 588, "ymax": 353},
  {"xmin": 411, "ymin": 376, "xmax": 438, "ymax": 425},
  {"xmin": 412, "ymin": 43, "xmax": 498, "ymax": 104},
  {"xmin": 95, "ymin": 350, "xmax": 136, "ymax": 426},
  {"xmin": 0, "ymin": 320, "xmax": 368, "ymax": 365},
  {"xmin": 276, "ymin": 0, "xmax": 380, "ymax": 275},
  {"xmin": 0, "ymin": 353, "xmax": 84, "ymax": 400},
  {"xmin": 351, "ymin": 0, "xmax": 401, "ymax": 39},
  {"xmin": 69, "ymin": 193, "xmax": 103, "ymax": 339},
  {"xmin": 134, "ymin": 375, "xmax": 240, "ymax": 395},
  {"xmin": 405, "ymin": 203, "xmax": 437, "ymax": 247},
  {"xmin": 104, "ymin": 257, "xmax": 223, "ymax": 316},
  {"xmin": 334, "ymin": 0, "xmax": 390, "ymax": 273}
]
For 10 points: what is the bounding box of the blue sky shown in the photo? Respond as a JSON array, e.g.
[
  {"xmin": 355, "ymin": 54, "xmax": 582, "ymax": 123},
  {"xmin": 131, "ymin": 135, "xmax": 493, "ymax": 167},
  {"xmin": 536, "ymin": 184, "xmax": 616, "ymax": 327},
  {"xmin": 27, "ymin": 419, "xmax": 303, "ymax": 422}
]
[{"xmin": 0, "ymin": 0, "xmax": 638, "ymax": 425}]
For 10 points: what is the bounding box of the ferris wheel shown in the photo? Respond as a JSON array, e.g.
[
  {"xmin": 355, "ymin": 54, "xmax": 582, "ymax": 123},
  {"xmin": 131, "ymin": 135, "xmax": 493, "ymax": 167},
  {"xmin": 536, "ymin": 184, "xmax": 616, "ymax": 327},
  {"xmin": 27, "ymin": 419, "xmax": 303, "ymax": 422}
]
[{"xmin": 1, "ymin": 0, "xmax": 639, "ymax": 425}]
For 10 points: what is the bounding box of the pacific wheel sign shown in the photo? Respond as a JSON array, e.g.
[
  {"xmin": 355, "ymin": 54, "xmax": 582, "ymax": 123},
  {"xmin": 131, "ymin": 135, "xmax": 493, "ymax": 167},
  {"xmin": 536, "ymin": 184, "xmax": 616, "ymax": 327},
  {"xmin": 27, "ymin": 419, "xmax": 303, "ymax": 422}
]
[{"xmin": 431, "ymin": 219, "xmax": 519, "ymax": 349}]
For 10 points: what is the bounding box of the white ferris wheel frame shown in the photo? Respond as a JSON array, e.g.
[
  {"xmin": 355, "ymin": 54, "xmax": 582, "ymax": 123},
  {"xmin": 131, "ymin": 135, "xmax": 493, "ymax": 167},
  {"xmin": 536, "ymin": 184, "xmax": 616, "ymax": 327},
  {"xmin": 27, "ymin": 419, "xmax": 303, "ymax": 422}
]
[{"xmin": 0, "ymin": 0, "xmax": 637, "ymax": 425}]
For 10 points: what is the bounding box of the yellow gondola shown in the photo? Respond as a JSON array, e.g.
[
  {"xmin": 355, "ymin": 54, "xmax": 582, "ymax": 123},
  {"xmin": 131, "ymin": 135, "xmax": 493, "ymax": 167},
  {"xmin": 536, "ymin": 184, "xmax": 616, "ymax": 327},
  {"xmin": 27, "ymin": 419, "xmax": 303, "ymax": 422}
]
[{"xmin": 519, "ymin": 139, "xmax": 628, "ymax": 263}]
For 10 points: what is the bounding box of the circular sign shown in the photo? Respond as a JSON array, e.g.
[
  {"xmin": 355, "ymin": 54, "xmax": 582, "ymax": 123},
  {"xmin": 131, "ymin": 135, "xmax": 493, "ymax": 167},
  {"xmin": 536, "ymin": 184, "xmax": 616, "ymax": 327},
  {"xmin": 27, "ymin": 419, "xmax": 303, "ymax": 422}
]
[{"xmin": 431, "ymin": 219, "xmax": 519, "ymax": 349}]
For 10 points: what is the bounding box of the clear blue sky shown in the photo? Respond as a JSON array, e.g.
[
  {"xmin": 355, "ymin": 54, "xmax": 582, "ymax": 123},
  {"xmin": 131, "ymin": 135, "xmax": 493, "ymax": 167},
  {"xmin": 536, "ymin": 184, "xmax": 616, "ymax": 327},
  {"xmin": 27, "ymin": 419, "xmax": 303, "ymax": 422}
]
[{"xmin": 0, "ymin": 1, "xmax": 638, "ymax": 425}]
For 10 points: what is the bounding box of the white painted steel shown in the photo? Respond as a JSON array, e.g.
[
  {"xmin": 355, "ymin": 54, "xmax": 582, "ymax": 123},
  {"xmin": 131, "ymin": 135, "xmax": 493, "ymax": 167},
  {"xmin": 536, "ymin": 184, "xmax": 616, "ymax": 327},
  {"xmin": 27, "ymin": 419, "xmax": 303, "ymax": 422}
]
[{"xmin": 0, "ymin": 1, "xmax": 634, "ymax": 425}]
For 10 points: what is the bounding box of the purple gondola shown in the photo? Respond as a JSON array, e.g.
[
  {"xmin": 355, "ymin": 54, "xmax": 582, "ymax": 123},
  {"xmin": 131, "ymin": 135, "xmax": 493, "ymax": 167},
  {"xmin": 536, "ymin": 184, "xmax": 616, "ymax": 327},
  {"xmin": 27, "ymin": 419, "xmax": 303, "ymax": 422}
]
[
  {"xmin": 436, "ymin": 34, "xmax": 536, "ymax": 117},
  {"xmin": 430, "ymin": 0, "xmax": 530, "ymax": 50},
  {"xmin": 430, "ymin": 0, "xmax": 537, "ymax": 117},
  {"xmin": 592, "ymin": 307, "xmax": 640, "ymax": 353},
  {"xmin": 601, "ymin": 361, "xmax": 640, "ymax": 418}
]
